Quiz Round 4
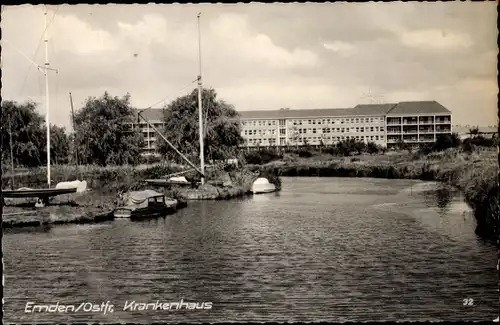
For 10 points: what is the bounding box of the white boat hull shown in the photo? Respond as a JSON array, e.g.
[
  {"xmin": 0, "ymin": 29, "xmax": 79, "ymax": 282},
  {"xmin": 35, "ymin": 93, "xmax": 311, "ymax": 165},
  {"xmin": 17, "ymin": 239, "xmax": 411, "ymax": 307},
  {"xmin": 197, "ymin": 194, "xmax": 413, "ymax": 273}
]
[{"xmin": 251, "ymin": 177, "xmax": 276, "ymax": 194}]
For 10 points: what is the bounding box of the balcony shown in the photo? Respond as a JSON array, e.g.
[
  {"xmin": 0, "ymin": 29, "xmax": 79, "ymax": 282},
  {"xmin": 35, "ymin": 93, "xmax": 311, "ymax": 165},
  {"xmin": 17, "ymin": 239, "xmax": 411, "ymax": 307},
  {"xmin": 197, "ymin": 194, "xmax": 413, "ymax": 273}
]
[
  {"xmin": 418, "ymin": 129, "xmax": 434, "ymax": 133},
  {"xmin": 403, "ymin": 130, "xmax": 418, "ymax": 134},
  {"xmin": 436, "ymin": 129, "xmax": 451, "ymax": 133},
  {"xmin": 419, "ymin": 119, "xmax": 434, "ymax": 125},
  {"xmin": 435, "ymin": 120, "xmax": 451, "ymax": 124},
  {"xmin": 387, "ymin": 130, "xmax": 401, "ymax": 134},
  {"xmin": 419, "ymin": 138, "xmax": 434, "ymax": 142},
  {"xmin": 402, "ymin": 121, "xmax": 418, "ymax": 125},
  {"xmin": 387, "ymin": 121, "xmax": 401, "ymax": 125}
]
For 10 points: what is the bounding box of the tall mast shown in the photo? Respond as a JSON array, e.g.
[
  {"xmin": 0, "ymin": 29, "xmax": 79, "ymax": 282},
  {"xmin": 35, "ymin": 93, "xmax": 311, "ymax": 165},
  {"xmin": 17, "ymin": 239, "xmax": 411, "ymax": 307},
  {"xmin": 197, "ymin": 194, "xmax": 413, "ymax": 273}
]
[
  {"xmin": 44, "ymin": 5, "xmax": 51, "ymax": 187},
  {"xmin": 69, "ymin": 92, "xmax": 79, "ymax": 173},
  {"xmin": 197, "ymin": 12, "xmax": 205, "ymax": 184}
]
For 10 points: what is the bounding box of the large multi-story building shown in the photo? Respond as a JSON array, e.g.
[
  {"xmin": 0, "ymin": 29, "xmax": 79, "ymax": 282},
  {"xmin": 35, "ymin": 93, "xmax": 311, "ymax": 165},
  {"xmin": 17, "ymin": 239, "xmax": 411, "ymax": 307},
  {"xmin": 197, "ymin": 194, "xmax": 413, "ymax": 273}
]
[
  {"xmin": 130, "ymin": 108, "xmax": 165, "ymax": 156},
  {"xmin": 385, "ymin": 101, "xmax": 452, "ymax": 148},
  {"xmin": 238, "ymin": 101, "xmax": 452, "ymax": 149}
]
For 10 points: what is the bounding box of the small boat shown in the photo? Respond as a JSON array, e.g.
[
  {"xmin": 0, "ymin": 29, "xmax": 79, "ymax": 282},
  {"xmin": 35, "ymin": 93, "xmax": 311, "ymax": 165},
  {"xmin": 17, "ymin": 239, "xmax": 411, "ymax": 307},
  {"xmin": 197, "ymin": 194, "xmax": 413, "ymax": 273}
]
[
  {"xmin": 2, "ymin": 187, "xmax": 77, "ymax": 198},
  {"xmin": 251, "ymin": 177, "xmax": 276, "ymax": 194},
  {"xmin": 144, "ymin": 176, "xmax": 193, "ymax": 187},
  {"xmin": 113, "ymin": 190, "xmax": 177, "ymax": 219}
]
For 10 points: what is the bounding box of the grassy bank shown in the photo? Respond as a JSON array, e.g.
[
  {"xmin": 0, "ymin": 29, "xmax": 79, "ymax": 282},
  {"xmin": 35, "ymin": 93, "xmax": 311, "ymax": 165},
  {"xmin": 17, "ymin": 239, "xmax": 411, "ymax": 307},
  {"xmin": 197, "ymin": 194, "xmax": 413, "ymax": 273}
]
[
  {"xmin": 249, "ymin": 148, "xmax": 498, "ymax": 241},
  {"xmin": 1, "ymin": 162, "xmax": 281, "ymax": 202}
]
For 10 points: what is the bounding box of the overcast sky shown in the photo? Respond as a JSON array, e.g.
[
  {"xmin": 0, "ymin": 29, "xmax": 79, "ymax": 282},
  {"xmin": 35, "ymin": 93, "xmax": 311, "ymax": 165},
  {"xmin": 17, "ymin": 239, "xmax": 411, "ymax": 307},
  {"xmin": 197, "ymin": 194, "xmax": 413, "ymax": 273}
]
[{"xmin": 1, "ymin": 3, "xmax": 497, "ymax": 129}]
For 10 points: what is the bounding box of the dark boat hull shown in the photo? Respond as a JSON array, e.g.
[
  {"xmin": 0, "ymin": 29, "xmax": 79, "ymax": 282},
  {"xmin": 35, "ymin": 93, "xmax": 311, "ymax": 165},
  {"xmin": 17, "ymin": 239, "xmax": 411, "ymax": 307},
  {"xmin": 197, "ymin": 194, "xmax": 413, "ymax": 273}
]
[
  {"xmin": 114, "ymin": 206, "xmax": 176, "ymax": 220},
  {"xmin": 2, "ymin": 188, "xmax": 77, "ymax": 198}
]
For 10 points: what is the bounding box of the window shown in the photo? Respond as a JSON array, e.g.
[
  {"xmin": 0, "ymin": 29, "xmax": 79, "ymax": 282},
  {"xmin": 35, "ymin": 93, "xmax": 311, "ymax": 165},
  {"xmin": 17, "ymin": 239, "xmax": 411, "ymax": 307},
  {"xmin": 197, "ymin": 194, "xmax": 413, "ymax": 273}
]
[
  {"xmin": 370, "ymin": 136, "xmax": 374, "ymax": 140},
  {"xmin": 361, "ymin": 136, "xmax": 365, "ymax": 140},
  {"xmin": 341, "ymin": 128, "xmax": 345, "ymax": 133},
  {"xmin": 360, "ymin": 127, "xmax": 364, "ymax": 132},
  {"xmin": 308, "ymin": 120, "xmax": 312, "ymax": 124},
  {"xmin": 370, "ymin": 127, "xmax": 374, "ymax": 132},
  {"xmin": 376, "ymin": 136, "xmax": 379, "ymax": 140},
  {"xmin": 280, "ymin": 129, "xmax": 286, "ymax": 135},
  {"xmin": 341, "ymin": 119, "xmax": 344, "ymax": 124},
  {"xmin": 375, "ymin": 127, "xmax": 379, "ymax": 132},
  {"xmin": 318, "ymin": 120, "xmax": 321, "ymax": 125},
  {"xmin": 313, "ymin": 129, "xmax": 317, "ymax": 134},
  {"xmin": 356, "ymin": 127, "xmax": 359, "ymax": 132},
  {"xmin": 268, "ymin": 121, "xmax": 272, "ymax": 126},
  {"xmin": 380, "ymin": 136, "xmax": 384, "ymax": 139}
]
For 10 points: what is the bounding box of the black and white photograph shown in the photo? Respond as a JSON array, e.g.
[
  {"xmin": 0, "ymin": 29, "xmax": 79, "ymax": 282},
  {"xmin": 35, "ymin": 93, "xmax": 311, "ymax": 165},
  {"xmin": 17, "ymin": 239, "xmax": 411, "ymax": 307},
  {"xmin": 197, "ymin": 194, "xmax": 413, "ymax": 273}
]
[{"xmin": 1, "ymin": 2, "xmax": 499, "ymax": 323}]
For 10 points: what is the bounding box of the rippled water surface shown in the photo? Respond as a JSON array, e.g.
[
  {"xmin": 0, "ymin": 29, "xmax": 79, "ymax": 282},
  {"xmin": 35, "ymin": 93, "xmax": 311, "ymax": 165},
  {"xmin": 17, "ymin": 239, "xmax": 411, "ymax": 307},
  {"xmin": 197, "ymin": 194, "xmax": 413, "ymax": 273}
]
[{"xmin": 3, "ymin": 177, "xmax": 498, "ymax": 322}]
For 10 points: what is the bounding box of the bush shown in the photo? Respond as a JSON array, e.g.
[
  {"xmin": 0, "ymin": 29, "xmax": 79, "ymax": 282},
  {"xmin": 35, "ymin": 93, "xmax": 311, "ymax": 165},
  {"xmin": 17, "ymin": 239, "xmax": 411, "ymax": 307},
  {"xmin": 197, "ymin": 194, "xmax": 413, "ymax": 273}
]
[
  {"xmin": 298, "ymin": 150, "xmax": 313, "ymax": 158},
  {"xmin": 243, "ymin": 148, "xmax": 283, "ymax": 165},
  {"xmin": 366, "ymin": 141, "xmax": 380, "ymax": 155}
]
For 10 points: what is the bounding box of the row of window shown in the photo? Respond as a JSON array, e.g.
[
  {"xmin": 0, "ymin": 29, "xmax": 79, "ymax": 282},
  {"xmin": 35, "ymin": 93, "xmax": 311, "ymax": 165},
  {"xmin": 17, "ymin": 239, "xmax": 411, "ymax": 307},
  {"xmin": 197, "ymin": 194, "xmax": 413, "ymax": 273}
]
[
  {"xmin": 292, "ymin": 117, "xmax": 383, "ymax": 126},
  {"xmin": 241, "ymin": 117, "xmax": 384, "ymax": 127},
  {"xmin": 246, "ymin": 135, "xmax": 385, "ymax": 145},
  {"xmin": 244, "ymin": 126, "xmax": 386, "ymax": 136}
]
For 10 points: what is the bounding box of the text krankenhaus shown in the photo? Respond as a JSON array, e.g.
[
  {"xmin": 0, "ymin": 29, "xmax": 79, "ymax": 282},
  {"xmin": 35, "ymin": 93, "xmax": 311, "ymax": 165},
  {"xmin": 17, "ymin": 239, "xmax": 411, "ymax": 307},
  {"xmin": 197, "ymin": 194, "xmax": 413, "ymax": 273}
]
[{"xmin": 25, "ymin": 300, "xmax": 213, "ymax": 314}]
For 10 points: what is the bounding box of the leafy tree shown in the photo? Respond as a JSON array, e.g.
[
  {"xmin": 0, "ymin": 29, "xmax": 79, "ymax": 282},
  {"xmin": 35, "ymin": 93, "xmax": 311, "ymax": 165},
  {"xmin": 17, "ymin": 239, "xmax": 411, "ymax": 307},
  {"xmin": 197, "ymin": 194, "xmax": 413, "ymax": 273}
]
[
  {"xmin": 45, "ymin": 125, "xmax": 70, "ymax": 165},
  {"xmin": 290, "ymin": 126, "xmax": 300, "ymax": 149},
  {"xmin": 366, "ymin": 141, "xmax": 380, "ymax": 155},
  {"xmin": 433, "ymin": 133, "xmax": 461, "ymax": 152},
  {"xmin": 73, "ymin": 92, "xmax": 144, "ymax": 166},
  {"xmin": 158, "ymin": 88, "xmax": 244, "ymax": 163},
  {"xmin": 353, "ymin": 139, "xmax": 366, "ymax": 155},
  {"xmin": 467, "ymin": 127, "xmax": 479, "ymax": 138},
  {"xmin": 1, "ymin": 100, "xmax": 45, "ymax": 167}
]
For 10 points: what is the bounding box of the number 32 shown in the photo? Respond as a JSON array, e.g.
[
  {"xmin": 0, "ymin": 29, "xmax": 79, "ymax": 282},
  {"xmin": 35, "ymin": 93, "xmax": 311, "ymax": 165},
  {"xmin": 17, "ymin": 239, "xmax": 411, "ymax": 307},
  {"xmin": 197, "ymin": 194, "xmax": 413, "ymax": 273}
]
[{"xmin": 463, "ymin": 298, "xmax": 474, "ymax": 306}]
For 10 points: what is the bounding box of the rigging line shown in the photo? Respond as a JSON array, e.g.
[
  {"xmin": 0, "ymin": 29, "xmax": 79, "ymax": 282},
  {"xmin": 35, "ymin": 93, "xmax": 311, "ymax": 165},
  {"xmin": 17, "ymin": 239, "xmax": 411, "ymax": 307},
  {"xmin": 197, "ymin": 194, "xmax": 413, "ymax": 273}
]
[
  {"xmin": 16, "ymin": 5, "xmax": 60, "ymax": 97},
  {"xmin": 142, "ymin": 78, "xmax": 198, "ymax": 112}
]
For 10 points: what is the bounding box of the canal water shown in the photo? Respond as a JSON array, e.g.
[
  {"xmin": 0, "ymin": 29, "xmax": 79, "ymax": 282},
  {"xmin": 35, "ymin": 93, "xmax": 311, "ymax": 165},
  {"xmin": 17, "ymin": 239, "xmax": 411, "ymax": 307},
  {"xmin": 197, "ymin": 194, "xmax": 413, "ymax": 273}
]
[{"xmin": 3, "ymin": 177, "xmax": 498, "ymax": 322}]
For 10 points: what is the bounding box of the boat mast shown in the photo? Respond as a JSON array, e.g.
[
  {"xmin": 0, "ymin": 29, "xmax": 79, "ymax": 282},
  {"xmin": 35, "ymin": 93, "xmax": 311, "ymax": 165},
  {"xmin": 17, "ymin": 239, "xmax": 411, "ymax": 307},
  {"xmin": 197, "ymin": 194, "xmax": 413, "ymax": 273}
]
[
  {"xmin": 44, "ymin": 5, "xmax": 51, "ymax": 188},
  {"xmin": 69, "ymin": 92, "xmax": 80, "ymax": 176},
  {"xmin": 197, "ymin": 12, "xmax": 205, "ymax": 184},
  {"xmin": 9, "ymin": 118, "xmax": 15, "ymax": 190}
]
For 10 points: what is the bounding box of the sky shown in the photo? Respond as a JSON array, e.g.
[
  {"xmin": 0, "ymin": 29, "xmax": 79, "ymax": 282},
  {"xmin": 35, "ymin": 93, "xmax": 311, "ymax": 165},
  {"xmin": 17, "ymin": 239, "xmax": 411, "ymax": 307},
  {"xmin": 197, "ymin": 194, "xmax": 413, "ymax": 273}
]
[{"xmin": 1, "ymin": 3, "xmax": 498, "ymax": 130}]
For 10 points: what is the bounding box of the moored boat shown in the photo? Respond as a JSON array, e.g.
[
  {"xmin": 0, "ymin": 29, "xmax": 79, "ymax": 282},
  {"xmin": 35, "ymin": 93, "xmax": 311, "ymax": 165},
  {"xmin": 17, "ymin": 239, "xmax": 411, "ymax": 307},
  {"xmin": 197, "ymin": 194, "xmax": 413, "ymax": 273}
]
[
  {"xmin": 251, "ymin": 177, "xmax": 276, "ymax": 194},
  {"xmin": 113, "ymin": 190, "xmax": 177, "ymax": 219}
]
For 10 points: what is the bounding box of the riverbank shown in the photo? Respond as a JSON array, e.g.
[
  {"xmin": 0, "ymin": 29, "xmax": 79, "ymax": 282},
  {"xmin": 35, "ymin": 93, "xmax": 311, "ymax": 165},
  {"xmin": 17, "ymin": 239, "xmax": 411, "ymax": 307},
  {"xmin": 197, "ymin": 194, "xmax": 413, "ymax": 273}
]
[
  {"xmin": 1, "ymin": 163, "xmax": 281, "ymax": 228},
  {"xmin": 248, "ymin": 148, "xmax": 498, "ymax": 241},
  {"xmin": 2, "ymin": 189, "xmax": 188, "ymax": 228}
]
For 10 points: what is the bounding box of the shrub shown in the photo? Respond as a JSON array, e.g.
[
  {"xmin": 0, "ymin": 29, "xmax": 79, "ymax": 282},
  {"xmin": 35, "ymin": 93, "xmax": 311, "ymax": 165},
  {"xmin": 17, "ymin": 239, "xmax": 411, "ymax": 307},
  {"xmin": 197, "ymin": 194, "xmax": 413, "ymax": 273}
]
[
  {"xmin": 298, "ymin": 150, "xmax": 313, "ymax": 158},
  {"xmin": 243, "ymin": 148, "xmax": 283, "ymax": 165}
]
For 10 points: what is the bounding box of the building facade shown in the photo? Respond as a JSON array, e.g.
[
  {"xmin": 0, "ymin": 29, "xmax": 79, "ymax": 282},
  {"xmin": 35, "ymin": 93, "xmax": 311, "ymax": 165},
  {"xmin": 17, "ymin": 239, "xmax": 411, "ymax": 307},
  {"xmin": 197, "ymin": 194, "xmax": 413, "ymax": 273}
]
[
  {"xmin": 130, "ymin": 109, "xmax": 165, "ymax": 156},
  {"xmin": 238, "ymin": 101, "xmax": 452, "ymax": 149},
  {"xmin": 385, "ymin": 101, "xmax": 452, "ymax": 149}
]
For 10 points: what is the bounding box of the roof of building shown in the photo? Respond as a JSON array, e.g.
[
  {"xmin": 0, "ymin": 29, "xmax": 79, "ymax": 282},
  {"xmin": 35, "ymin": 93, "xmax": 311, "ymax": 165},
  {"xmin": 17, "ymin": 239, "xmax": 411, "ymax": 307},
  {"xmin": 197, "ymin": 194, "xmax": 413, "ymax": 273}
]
[
  {"xmin": 387, "ymin": 101, "xmax": 451, "ymax": 116},
  {"xmin": 238, "ymin": 104, "xmax": 396, "ymax": 120},
  {"xmin": 132, "ymin": 108, "xmax": 164, "ymax": 122}
]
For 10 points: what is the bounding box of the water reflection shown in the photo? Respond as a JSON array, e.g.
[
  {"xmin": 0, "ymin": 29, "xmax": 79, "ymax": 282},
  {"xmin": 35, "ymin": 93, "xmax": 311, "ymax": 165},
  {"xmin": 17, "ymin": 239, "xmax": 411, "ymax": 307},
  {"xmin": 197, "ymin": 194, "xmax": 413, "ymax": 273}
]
[{"xmin": 423, "ymin": 184, "xmax": 455, "ymax": 216}]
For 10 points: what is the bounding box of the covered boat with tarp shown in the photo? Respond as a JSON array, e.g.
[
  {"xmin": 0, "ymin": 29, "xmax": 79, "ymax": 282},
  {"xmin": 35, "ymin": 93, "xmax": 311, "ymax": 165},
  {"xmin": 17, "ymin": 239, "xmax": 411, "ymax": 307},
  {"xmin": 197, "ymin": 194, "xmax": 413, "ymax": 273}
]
[{"xmin": 113, "ymin": 190, "xmax": 178, "ymax": 219}]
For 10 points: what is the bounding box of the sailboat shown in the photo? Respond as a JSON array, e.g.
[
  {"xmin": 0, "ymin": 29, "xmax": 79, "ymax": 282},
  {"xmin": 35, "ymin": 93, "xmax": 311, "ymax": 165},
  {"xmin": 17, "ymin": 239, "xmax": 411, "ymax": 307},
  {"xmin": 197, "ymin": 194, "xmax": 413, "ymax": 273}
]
[{"xmin": 2, "ymin": 6, "xmax": 82, "ymax": 207}]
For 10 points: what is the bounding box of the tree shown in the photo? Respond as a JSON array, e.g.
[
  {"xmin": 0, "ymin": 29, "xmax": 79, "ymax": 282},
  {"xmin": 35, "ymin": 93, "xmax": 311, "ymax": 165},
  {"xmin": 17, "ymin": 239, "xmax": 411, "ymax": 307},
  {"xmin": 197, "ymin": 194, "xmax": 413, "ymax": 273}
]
[
  {"xmin": 157, "ymin": 88, "xmax": 244, "ymax": 164},
  {"xmin": 46, "ymin": 125, "xmax": 70, "ymax": 165},
  {"xmin": 433, "ymin": 133, "xmax": 461, "ymax": 152},
  {"xmin": 366, "ymin": 141, "xmax": 380, "ymax": 155},
  {"xmin": 1, "ymin": 100, "xmax": 45, "ymax": 167},
  {"xmin": 290, "ymin": 126, "xmax": 300, "ymax": 149},
  {"xmin": 467, "ymin": 127, "xmax": 479, "ymax": 138},
  {"xmin": 395, "ymin": 138, "xmax": 410, "ymax": 153},
  {"xmin": 353, "ymin": 139, "xmax": 366, "ymax": 155},
  {"xmin": 73, "ymin": 92, "xmax": 144, "ymax": 166}
]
